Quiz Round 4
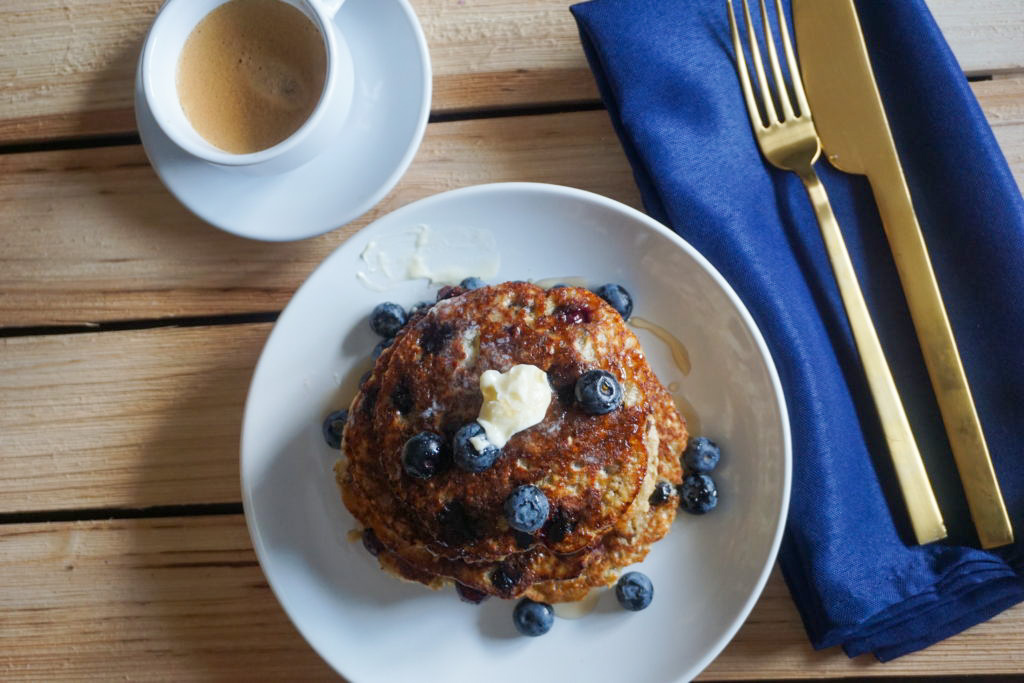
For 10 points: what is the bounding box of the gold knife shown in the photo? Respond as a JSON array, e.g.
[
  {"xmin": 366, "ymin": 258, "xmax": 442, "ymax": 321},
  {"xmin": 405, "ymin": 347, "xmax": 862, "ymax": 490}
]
[{"xmin": 793, "ymin": 0, "xmax": 1013, "ymax": 548}]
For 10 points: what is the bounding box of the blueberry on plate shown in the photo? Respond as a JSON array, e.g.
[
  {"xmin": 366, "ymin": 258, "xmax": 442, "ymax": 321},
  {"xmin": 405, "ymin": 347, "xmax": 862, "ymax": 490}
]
[
  {"xmin": 321, "ymin": 409, "xmax": 348, "ymax": 449},
  {"xmin": 594, "ymin": 283, "xmax": 633, "ymax": 320},
  {"xmin": 683, "ymin": 436, "xmax": 721, "ymax": 473},
  {"xmin": 504, "ymin": 485, "xmax": 550, "ymax": 533},
  {"xmin": 574, "ymin": 369, "xmax": 624, "ymax": 415},
  {"xmin": 679, "ymin": 473, "xmax": 718, "ymax": 514},
  {"xmin": 453, "ymin": 422, "xmax": 501, "ymax": 473},
  {"xmin": 372, "ymin": 337, "xmax": 393, "ymax": 360},
  {"xmin": 615, "ymin": 571, "xmax": 654, "ymax": 611},
  {"xmin": 369, "ymin": 302, "xmax": 407, "ymax": 338},
  {"xmin": 402, "ymin": 432, "xmax": 447, "ymax": 479},
  {"xmin": 648, "ymin": 480, "xmax": 675, "ymax": 507},
  {"xmin": 513, "ymin": 598, "xmax": 554, "ymax": 637},
  {"xmin": 460, "ymin": 277, "xmax": 486, "ymax": 290}
]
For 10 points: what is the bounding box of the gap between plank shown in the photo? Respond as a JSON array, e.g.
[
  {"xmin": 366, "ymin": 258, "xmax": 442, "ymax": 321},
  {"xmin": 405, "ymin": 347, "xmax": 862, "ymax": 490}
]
[
  {"xmin": 0, "ymin": 311, "xmax": 280, "ymax": 338},
  {"xmin": 0, "ymin": 502, "xmax": 243, "ymax": 525},
  {"xmin": 0, "ymin": 101, "xmax": 607, "ymax": 156}
]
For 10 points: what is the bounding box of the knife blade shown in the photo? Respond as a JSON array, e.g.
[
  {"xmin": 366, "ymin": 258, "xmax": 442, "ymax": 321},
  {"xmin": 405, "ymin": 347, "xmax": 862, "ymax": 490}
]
[{"xmin": 792, "ymin": 0, "xmax": 1013, "ymax": 548}]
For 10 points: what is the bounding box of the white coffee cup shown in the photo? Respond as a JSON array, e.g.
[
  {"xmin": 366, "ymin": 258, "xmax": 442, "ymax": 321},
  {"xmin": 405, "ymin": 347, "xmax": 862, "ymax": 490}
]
[{"xmin": 141, "ymin": 0, "xmax": 354, "ymax": 175}]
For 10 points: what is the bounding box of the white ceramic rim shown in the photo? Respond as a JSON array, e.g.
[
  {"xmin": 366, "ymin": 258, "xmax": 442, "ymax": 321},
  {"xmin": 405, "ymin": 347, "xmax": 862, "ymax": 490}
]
[
  {"xmin": 240, "ymin": 182, "xmax": 793, "ymax": 681},
  {"xmin": 134, "ymin": 0, "xmax": 432, "ymax": 241},
  {"xmin": 141, "ymin": 0, "xmax": 341, "ymax": 166}
]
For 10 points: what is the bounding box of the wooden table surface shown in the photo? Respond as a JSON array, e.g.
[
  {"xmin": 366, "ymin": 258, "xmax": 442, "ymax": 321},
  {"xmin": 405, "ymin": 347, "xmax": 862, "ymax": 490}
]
[{"xmin": 2, "ymin": 0, "xmax": 1023, "ymax": 679}]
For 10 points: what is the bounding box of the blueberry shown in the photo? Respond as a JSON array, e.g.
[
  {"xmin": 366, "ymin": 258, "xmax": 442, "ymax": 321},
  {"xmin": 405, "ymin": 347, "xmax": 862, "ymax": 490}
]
[
  {"xmin": 542, "ymin": 508, "xmax": 575, "ymax": 544},
  {"xmin": 648, "ymin": 480, "xmax": 675, "ymax": 507},
  {"xmin": 372, "ymin": 337, "xmax": 393, "ymax": 360},
  {"xmin": 361, "ymin": 528, "xmax": 385, "ymax": 557},
  {"xmin": 514, "ymin": 531, "xmax": 536, "ymax": 549},
  {"xmin": 321, "ymin": 409, "xmax": 348, "ymax": 449},
  {"xmin": 683, "ymin": 437, "xmax": 721, "ymax": 473},
  {"xmin": 455, "ymin": 582, "xmax": 489, "ymax": 605},
  {"xmin": 358, "ymin": 370, "xmax": 372, "ymax": 387},
  {"xmin": 574, "ymin": 369, "xmax": 624, "ymax": 415},
  {"xmin": 504, "ymin": 485, "xmax": 550, "ymax": 533},
  {"xmin": 410, "ymin": 300, "xmax": 433, "ymax": 316},
  {"xmin": 615, "ymin": 571, "xmax": 653, "ymax": 611},
  {"xmin": 555, "ymin": 303, "xmax": 591, "ymax": 324},
  {"xmin": 460, "ymin": 277, "xmax": 486, "ymax": 290},
  {"xmin": 435, "ymin": 285, "xmax": 463, "ymax": 302},
  {"xmin": 369, "ymin": 302, "xmax": 407, "ymax": 338},
  {"xmin": 402, "ymin": 432, "xmax": 446, "ymax": 479},
  {"xmin": 490, "ymin": 566, "xmax": 519, "ymax": 593},
  {"xmin": 595, "ymin": 283, "xmax": 633, "ymax": 320},
  {"xmin": 438, "ymin": 500, "xmax": 477, "ymax": 545},
  {"xmin": 419, "ymin": 320, "xmax": 455, "ymax": 354},
  {"xmin": 513, "ymin": 598, "xmax": 554, "ymax": 637},
  {"xmin": 453, "ymin": 422, "xmax": 502, "ymax": 473},
  {"xmin": 679, "ymin": 473, "xmax": 718, "ymax": 514}
]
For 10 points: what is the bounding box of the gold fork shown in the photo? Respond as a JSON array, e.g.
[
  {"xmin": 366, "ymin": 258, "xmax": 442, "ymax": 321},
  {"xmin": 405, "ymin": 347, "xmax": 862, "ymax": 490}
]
[{"xmin": 727, "ymin": 0, "xmax": 947, "ymax": 544}]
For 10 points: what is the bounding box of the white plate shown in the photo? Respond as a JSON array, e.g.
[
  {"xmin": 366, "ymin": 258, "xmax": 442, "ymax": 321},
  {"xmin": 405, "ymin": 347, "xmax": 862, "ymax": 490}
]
[
  {"xmin": 242, "ymin": 183, "xmax": 791, "ymax": 682},
  {"xmin": 134, "ymin": 0, "xmax": 430, "ymax": 241}
]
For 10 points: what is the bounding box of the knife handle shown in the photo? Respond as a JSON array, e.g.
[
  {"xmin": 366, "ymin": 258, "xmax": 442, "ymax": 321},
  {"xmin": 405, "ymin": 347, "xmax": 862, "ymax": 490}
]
[
  {"xmin": 870, "ymin": 163, "xmax": 1014, "ymax": 549},
  {"xmin": 800, "ymin": 167, "xmax": 947, "ymax": 545}
]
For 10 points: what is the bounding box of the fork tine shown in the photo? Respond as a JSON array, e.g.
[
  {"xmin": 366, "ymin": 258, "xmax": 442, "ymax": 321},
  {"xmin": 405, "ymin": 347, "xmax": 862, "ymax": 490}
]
[
  {"xmin": 741, "ymin": 0, "xmax": 779, "ymax": 124},
  {"xmin": 726, "ymin": 0, "xmax": 765, "ymax": 131},
  {"xmin": 758, "ymin": 0, "xmax": 794, "ymax": 120},
  {"xmin": 774, "ymin": 0, "xmax": 810, "ymax": 117}
]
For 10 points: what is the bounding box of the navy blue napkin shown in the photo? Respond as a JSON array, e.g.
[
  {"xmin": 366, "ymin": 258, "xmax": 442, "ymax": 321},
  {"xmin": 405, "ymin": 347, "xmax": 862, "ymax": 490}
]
[{"xmin": 571, "ymin": 0, "xmax": 1024, "ymax": 662}]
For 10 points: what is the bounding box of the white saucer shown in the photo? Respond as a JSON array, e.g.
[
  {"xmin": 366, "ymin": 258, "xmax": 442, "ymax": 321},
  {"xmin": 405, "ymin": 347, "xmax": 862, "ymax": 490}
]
[
  {"xmin": 134, "ymin": 0, "xmax": 431, "ymax": 241},
  {"xmin": 241, "ymin": 183, "xmax": 792, "ymax": 682}
]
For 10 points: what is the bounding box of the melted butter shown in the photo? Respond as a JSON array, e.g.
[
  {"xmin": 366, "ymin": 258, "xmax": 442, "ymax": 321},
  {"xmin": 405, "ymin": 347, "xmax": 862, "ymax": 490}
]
[
  {"xmin": 477, "ymin": 365, "xmax": 552, "ymax": 448},
  {"xmin": 552, "ymin": 590, "xmax": 601, "ymax": 619},
  {"xmin": 630, "ymin": 316, "xmax": 691, "ymax": 376},
  {"xmin": 532, "ymin": 276, "xmax": 589, "ymax": 289},
  {"xmin": 673, "ymin": 393, "xmax": 702, "ymax": 435},
  {"xmin": 356, "ymin": 224, "xmax": 500, "ymax": 290}
]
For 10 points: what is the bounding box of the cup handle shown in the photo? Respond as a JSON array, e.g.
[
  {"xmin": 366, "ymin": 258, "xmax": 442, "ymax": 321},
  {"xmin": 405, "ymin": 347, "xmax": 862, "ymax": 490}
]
[{"xmin": 314, "ymin": 0, "xmax": 345, "ymax": 18}]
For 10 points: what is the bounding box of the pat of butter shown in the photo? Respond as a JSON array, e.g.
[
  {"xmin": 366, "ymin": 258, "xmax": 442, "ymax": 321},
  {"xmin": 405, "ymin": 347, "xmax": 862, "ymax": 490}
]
[{"xmin": 476, "ymin": 365, "xmax": 552, "ymax": 448}]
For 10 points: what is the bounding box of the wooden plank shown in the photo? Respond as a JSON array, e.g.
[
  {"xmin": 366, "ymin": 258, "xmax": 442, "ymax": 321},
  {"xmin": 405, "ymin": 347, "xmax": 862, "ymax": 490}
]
[
  {"xmin": 0, "ymin": 109, "xmax": 640, "ymax": 327},
  {"xmin": 2, "ymin": 516, "xmax": 1023, "ymax": 679},
  {"xmin": 977, "ymin": 76, "xmax": 1024, "ymax": 183},
  {"xmin": 0, "ymin": 324, "xmax": 270, "ymax": 512},
  {"xmin": 0, "ymin": 0, "xmax": 1021, "ymax": 143},
  {"xmin": 2, "ymin": 78, "xmax": 1023, "ymax": 329},
  {"xmin": 928, "ymin": 0, "xmax": 1024, "ymax": 75},
  {"xmin": 0, "ymin": 516, "xmax": 336, "ymax": 681}
]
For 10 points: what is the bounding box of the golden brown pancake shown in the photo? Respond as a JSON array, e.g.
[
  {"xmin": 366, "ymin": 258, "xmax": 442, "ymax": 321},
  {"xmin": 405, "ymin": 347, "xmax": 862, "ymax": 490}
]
[{"xmin": 336, "ymin": 281, "xmax": 687, "ymax": 600}]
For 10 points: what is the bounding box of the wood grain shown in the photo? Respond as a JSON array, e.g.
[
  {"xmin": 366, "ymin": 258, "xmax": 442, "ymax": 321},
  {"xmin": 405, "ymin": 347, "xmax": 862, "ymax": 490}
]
[
  {"xmin": 0, "ymin": 0, "xmax": 1022, "ymax": 143},
  {"xmin": 0, "ymin": 324, "xmax": 270, "ymax": 513},
  {"xmin": 1, "ymin": 79, "xmax": 1022, "ymax": 329},
  {"xmin": 2, "ymin": 516, "xmax": 1023, "ymax": 680},
  {"xmin": 928, "ymin": 0, "xmax": 1024, "ymax": 75},
  {"xmin": 0, "ymin": 516, "xmax": 337, "ymax": 681},
  {"xmin": 979, "ymin": 76, "xmax": 1024, "ymax": 181},
  {"xmin": 0, "ymin": 109, "xmax": 639, "ymax": 327}
]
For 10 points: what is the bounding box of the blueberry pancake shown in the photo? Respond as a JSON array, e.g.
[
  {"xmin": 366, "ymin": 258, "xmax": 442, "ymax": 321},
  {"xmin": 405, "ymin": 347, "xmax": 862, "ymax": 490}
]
[{"xmin": 335, "ymin": 281, "xmax": 688, "ymax": 601}]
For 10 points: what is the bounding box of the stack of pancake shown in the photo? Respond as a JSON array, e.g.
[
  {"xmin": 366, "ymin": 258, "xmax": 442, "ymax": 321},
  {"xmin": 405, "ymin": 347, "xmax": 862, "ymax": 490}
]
[{"xmin": 336, "ymin": 281, "xmax": 687, "ymax": 603}]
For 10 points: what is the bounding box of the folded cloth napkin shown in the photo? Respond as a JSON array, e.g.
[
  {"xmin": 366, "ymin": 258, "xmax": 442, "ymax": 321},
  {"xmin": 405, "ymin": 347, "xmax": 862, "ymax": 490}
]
[{"xmin": 571, "ymin": 0, "xmax": 1024, "ymax": 662}]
